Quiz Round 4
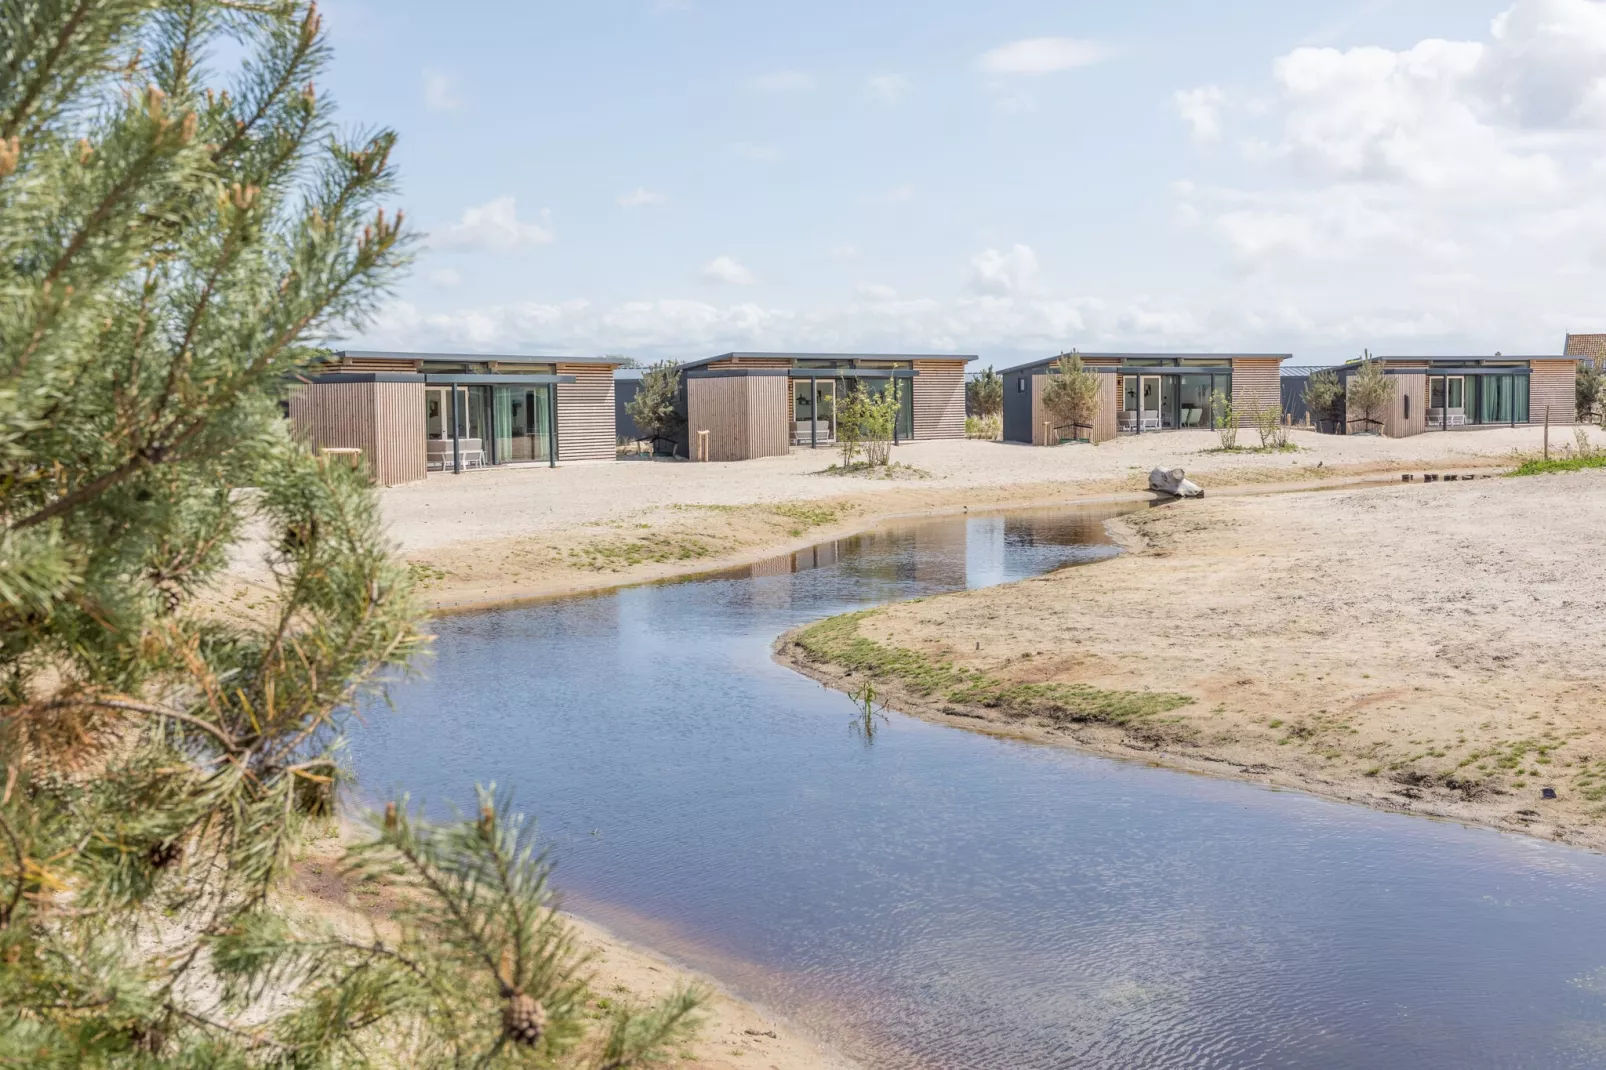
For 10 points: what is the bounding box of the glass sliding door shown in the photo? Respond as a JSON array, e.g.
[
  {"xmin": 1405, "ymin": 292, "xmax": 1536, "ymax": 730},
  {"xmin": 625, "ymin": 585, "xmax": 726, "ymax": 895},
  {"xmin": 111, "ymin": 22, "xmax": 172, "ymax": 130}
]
[
  {"xmin": 863, "ymin": 378, "xmax": 913, "ymax": 440},
  {"xmin": 1140, "ymin": 376, "xmax": 1161, "ymax": 430},
  {"xmin": 1477, "ymin": 375, "xmax": 1529, "ymax": 425},
  {"xmin": 791, "ymin": 379, "xmax": 836, "ymax": 444},
  {"xmin": 1176, "ymin": 375, "xmax": 1212, "ymax": 429},
  {"xmin": 493, "ymin": 385, "xmax": 551, "ymax": 463}
]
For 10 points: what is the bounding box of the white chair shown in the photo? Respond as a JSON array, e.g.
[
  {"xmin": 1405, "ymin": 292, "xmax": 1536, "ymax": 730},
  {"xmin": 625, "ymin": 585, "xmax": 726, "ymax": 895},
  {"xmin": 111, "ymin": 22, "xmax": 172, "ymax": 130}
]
[
  {"xmin": 1118, "ymin": 411, "xmax": 1136, "ymax": 432},
  {"xmin": 426, "ymin": 439, "xmax": 450, "ymax": 471},
  {"xmin": 458, "ymin": 437, "xmax": 485, "ymax": 468}
]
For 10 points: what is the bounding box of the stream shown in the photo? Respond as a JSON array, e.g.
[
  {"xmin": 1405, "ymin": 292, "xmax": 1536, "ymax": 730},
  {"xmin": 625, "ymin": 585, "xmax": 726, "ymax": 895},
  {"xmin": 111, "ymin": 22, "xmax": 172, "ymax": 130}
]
[{"xmin": 350, "ymin": 504, "xmax": 1606, "ymax": 1069}]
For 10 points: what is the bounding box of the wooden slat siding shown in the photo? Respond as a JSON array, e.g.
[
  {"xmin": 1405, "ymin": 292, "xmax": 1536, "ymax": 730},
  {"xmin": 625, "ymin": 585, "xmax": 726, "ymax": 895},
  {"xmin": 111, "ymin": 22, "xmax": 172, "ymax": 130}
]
[
  {"xmin": 686, "ymin": 376, "xmax": 789, "ymax": 461},
  {"xmin": 288, "ymin": 381, "xmax": 378, "ymax": 476},
  {"xmin": 336, "ymin": 356, "xmax": 421, "ymax": 372},
  {"xmin": 555, "ymin": 363, "xmax": 617, "ymax": 461},
  {"xmin": 1027, "ymin": 370, "xmax": 1119, "ymax": 444},
  {"xmin": 745, "ymin": 374, "xmax": 790, "ymax": 459},
  {"xmin": 1381, "ymin": 373, "xmax": 1427, "ymax": 438},
  {"xmin": 372, "ymin": 381, "xmax": 427, "ymax": 484},
  {"xmin": 1530, "ymin": 360, "xmax": 1577, "ymax": 424},
  {"xmin": 1230, "ymin": 358, "xmax": 1281, "ymax": 422},
  {"xmin": 912, "ymin": 360, "xmax": 966, "ymax": 439},
  {"xmin": 704, "ymin": 356, "xmax": 793, "ymax": 371}
]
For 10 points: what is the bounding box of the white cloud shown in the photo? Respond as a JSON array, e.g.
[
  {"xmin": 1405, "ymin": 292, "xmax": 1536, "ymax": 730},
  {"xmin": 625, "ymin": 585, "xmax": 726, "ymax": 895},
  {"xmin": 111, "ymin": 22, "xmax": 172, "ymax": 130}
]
[
  {"xmin": 618, "ymin": 187, "xmax": 667, "ymax": 209},
  {"xmin": 1175, "ymin": 85, "xmax": 1225, "ymax": 141},
  {"xmin": 749, "ymin": 70, "xmax": 814, "ymax": 93},
  {"xmin": 867, "ymin": 74, "xmax": 910, "ymax": 104},
  {"xmin": 423, "ymin": 67, "xmax": 463, "ymax": 112},
  {"xmin": 431, "ymin": 197, "xmax": 554, "ymax": 251},
  {"xmin": 969, "ymin": 244, "xmax": 1039, "ymax": 295},
  {"xmin": 734, "ymin": 142, "xmax": 782, "ymax": 162},
  {"xmin": 976, "ymin": 37, "xmax": 1107, "ymax": 76},
  {"xmin": 427, "ymin": 267, "xmax": 461, "ymax": 287},
  {"xmin": 701, "ymin": 255, "xmax": 758, "ymax": 286},
  {"xmin": 857, "ymin": 283, "xmax": 898, "ymax": 300}
]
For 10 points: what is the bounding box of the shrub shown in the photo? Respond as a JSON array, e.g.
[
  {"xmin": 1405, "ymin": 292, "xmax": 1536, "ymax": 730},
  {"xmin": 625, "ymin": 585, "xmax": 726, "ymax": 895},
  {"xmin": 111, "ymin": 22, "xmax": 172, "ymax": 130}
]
[
  {"xmin": 1347, "ymin": 353, "xmax": 1396, "ymax": 432},
  {"xmin": 1041, "ymin": 353, "xmax": 1102, "ymax": 441},
  {"xmin": 1578, "ymin": 363, "xmax": 1604, "ymax": 424},
  {"xmin": 626, "ymin": 359, "xmax": 685, "ymax": 446},
  {"xmin": 967, "ymin": 367, "xmax": 1003, "ymax": 420},
  {"xmin": 838, "ymin": 385, "xmax": 901, "ymax": 467},
  {"xmin": 966, "ymin": 414, "xmax": 1002, "ymax": 440},
  {"xmin": 1303, "ymin": 369, "xmax": 1344, "ymax": 428},
  {"xmin": 1211, "ymin": 391, "xmax": 1239, "ymax": 449},
  {"xmin": 1254, "ymin": 404, "xmax": 1289, "ymax": 449}
]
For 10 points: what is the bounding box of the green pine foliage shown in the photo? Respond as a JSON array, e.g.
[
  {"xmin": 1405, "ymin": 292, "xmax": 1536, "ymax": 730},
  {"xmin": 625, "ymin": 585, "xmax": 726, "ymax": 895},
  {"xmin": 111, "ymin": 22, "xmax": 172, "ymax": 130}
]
[
  {"xmin": 0, "ymin": 4, "xmax": 702, "ymax": 1066},
  {"xmin": 965, "ymin": 366, "xmax": 1002, "ymax": 420},
  {"xmin": 1040, "ymin": 352, "xmax": 1101, "ymax": 440},
  {"xmin": 623, "ymin": 359, "xmax": 683, "ymax": 446}
]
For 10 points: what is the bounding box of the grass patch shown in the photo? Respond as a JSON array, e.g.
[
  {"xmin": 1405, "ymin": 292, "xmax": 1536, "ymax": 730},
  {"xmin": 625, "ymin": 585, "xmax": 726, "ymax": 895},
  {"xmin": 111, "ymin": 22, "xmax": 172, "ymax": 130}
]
[
  {"xmin": 1509, "ymin": 455, "xmax": 1606, "ymax": 477},
  {"xmin": 770, "ymin": 502, "xmax": 842, "ymax": 537},
  {"xmin": 1198, "ymin": 443, "xmax": 1302, "ymax": 455},
  {"xmin": 566, "ymin": 536, "xmax": 713, "ymax": 571},
  {"xmin": 816, "ymin": 461, "xmax": 932, "ymax": 480},
  {"xmin": 793, "ymin": 610, "xmax": 1192, "ymax": 727}
]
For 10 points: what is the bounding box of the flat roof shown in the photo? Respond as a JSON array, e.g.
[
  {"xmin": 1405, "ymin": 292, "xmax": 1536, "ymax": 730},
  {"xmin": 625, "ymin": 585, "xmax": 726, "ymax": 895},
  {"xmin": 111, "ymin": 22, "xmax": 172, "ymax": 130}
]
[
  {"xmin": 1358, "ymin": 355, "xmax": 1565, "ymax": 363},
  {"xmin": 334, "ymin": 350, "xmax": 626, "ymax": 366},
  {"xmin": 678, "ymin": 351, "xmax": 978, "ymax": 370},
  {"xmin": 998, "ymin": 352, "xmax": 1292, "ymax": 374}
]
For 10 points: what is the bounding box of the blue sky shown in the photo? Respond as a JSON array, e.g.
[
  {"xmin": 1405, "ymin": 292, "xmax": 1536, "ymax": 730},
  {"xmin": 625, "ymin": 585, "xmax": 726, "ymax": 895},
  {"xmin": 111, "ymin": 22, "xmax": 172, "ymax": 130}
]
[{"xmin": 319, "ymin": 0, "xmax": 1606, "ymax": 364}]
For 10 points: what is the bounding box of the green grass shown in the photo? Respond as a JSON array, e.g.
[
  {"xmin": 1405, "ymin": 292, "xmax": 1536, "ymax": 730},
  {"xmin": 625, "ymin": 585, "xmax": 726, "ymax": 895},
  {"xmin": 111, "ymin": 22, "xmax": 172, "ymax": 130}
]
[
  {"xmin": 793, "ymin": 610, "xmax": 1192, "ymax": 727},
  {"xmin": 1509, "ymin": 455, "xmax": 1606, "ymax": 477},
  {"xmin": 817, "ymin": 460, "xmax": 932, "ymax": 480}
]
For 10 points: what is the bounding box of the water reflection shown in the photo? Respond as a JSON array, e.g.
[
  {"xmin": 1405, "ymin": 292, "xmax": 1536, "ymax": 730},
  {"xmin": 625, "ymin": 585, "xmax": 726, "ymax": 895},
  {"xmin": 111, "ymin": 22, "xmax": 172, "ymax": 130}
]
[{"xmin": 350, "ymin": 504, "xmax": 1606, "ymax": 1070}]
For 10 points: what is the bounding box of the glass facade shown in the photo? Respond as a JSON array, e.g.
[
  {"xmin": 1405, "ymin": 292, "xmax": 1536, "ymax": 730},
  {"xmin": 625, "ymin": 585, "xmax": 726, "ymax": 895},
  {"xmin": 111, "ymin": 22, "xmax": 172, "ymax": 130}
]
[
  {"xmin": 790, "ymin": 375, "xmax": 911, "ymax": 443},
  {"xmin": 1478, "ymin": 374, "xmax": 1529, "ymax": 424},
  {"xmin": 428, "ymin": 382, "xmax": 556, "ymax": 468},
  {"xmin": 1118, "ymin": 371, "xmax": 1231, "ymax": 431},
  {"xmin": 492, "ymin": 385, "xmax": 552, "ymax": 463}
]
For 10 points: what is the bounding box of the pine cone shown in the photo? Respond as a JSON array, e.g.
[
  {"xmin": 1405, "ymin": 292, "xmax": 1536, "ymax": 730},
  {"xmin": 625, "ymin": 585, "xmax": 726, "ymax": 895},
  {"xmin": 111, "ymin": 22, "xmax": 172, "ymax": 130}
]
[{"xmin": 502, "ymin": 992, "xmax": 546, "ymax": 1048}]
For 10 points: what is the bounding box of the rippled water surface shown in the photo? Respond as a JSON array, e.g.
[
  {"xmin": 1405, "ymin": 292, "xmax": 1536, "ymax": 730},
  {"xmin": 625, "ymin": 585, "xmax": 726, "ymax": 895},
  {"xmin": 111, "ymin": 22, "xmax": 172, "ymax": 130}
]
[{"xmin": 351, "ymin": 506, "xmax": 1606, "ymax": 1069}]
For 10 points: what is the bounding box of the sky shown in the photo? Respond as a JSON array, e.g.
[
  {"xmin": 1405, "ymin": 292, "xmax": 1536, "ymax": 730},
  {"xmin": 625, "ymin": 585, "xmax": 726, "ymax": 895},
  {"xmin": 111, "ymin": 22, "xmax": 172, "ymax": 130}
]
[{"xmin": 315, "ymin": 0, "xmax": 1606, "ymax": 365}]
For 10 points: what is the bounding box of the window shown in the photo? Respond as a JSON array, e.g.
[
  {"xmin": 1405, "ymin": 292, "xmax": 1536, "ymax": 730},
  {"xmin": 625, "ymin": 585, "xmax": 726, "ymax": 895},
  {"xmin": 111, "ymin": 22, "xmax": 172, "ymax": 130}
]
[
  {"xmin": 1404, "ymin": 394, "xmax": 1411, "ymax": 420},
  {"xmin": 1017, "ymin": 377, "xmax": 1026, "ymax": 393}
]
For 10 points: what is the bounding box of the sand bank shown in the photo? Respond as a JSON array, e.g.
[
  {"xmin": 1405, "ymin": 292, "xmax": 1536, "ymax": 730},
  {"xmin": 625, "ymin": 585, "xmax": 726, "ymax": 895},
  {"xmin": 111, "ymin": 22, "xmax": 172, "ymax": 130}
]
[
  {"xmin": 778, "ymin": 467, "xmax": 1606, "ymax": 852},
  {"xmin": 219, "ymin": 427, "xmax": 1594, "ymax": 615}
]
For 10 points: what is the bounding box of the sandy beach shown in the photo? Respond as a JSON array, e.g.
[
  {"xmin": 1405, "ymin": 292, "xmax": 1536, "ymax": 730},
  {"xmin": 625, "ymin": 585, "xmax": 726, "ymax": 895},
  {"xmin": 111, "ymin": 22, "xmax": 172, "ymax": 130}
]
[{"xmin": 778, "ymin": 464, "xmax": 1606, "ymax": 852}]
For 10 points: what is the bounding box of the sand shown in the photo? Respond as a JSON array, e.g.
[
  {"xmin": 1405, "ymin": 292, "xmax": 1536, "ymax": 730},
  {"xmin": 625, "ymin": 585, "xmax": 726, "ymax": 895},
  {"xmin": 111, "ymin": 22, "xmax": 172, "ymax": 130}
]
[
  {"xmin": 221, "ymin": 426, "xmax": 1602, "ymax": 615},
  {"xmin": 285, "ymin": 830, "xmax": 858, "ymax": 1070},
  {"xmin": 778, "ymin": 465, "xmax": 1606, "ymax": 852}
]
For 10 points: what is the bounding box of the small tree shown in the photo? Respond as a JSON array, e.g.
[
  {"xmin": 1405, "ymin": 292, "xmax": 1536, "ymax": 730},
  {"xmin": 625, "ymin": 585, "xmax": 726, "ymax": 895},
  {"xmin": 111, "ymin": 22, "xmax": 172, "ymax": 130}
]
[
  {"xmin": 1040, "ymin": 353, "xmax": 1102, "ymax": 442},
  {"xmin": 967, "ymin": 367, "xmax": 1003, "ymax": 420},
  {"xmin": 0, "ymin": 4, "xmax": 703, "ymax": 1065},
  {"xmin": 625, "ymin": 360, "xmax": 684, "ymax": 449},
  {"xmin": 1347, "ymin": 353, "xmax": 1396, "ymax": 433},
  {"xmin": 838, "ymin": 385, "xmax": 900, "ymax": 467},
  {"xmin": 1577, "ymin": 362, "xmax": 1603, "ymax": 424},
  {"xmin": 1211, "ymin": 391, "xmax": 1239, "ymax": 449},
  {"xmin": 1253, "ymin": 404, "xmax": 1288, "ymax": 449},
  {"xmin": 1302, "ymin": 370, "xmax": 1344, "ymax": 430}
]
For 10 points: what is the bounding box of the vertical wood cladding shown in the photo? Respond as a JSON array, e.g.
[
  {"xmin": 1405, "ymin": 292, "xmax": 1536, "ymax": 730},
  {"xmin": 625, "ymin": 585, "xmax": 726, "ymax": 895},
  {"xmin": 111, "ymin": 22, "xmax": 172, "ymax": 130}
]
[
  {"xmin": 1230, "ymin": 358, "xmax": 1282, "ymax": 419},
  {"xmin": 1380, "ymin": 373, "xmax": 1427, "ymax": 438},
  {"xmin": 1027, "ymin": 371, "xmax": 1118, "ymax": 444},
  {"xmin": 1530, "ymin": 360, "xmax": 1577, "ymax": 424},
  {"xmin": 911, "ymin": 361, "xmax": 967, "ymax": 439},
  {"xmin": 287, "ymin": 380, "xmax": 426, "ymax": 486},
  {"xmin": 556, "ymin": 363, "xmax": 617, "ymax": 461},
  {"xmin": 686, "ymin": 375, "xmax": 790, "ymax": 461}
]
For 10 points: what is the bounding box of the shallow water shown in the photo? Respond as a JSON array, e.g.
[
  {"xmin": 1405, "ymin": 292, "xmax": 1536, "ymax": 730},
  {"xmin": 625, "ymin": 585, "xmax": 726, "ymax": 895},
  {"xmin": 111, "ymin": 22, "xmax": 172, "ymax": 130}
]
[{"xmin": 351, "ymin": 506, "xmax": 1606, "ymax": 1069}]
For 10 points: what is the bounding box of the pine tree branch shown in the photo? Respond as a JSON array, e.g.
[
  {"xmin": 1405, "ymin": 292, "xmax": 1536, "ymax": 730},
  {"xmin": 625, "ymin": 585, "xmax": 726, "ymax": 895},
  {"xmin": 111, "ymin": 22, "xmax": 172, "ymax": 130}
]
[
  {"xmin": 14, "ymin": 695, "xmax": 240, "ymax": 751},
  {"xmin": 0, "ymin": 0, "xmax": 98, "ymax": 142},
  {"xmin": 211, "ymin": 3, "xmax": 321, "ymax": 165}
]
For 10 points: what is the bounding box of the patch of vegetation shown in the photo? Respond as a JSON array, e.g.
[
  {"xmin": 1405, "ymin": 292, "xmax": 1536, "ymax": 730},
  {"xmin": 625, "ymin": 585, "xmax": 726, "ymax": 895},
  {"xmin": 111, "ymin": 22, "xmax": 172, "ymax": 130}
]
[
  {"xmin": 1510, "ymin": 455, "xmax": 1606, "ymax": 477},
  {"xmin": 770, "ymin": 502, "xmax": 841, "ymax": 536},
  {"xmin": 966, "ymin": 414, "xmax": 1002, "ymax": 440},
  {"xmin": 793, "ymin": 611, "xmax": 1193, "ymax": 727},
  {"xmin": 817, "ymin": 460, "xmax": 932, "ymax": 480},
  {"xmin": 407, "ymin": 561, "xmax": 451, "ymax": 586},
  {"xmin": 1199, "ymin": 443, "xmax": 1302, "ymax": 455},
  {"xmin": 568, "ymin": 536, "xmax": 713, "ymax": 571}
]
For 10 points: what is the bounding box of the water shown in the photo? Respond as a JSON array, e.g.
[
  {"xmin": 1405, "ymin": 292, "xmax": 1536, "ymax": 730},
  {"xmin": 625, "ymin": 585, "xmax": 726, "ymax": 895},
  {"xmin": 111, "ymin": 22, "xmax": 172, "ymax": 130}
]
[{"xmin": 350, "ymin": 506, "xmax": 1606, "ymax": 1069}]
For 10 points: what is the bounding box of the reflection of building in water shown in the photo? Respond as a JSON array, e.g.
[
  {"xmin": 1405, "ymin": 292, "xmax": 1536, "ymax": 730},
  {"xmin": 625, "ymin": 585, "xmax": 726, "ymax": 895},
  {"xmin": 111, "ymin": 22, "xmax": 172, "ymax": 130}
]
[
  {"xmin": 909, "ymin": 519, "xmax": 968, "ymax": 589},
  {"xmin": 1004, "ymin": 511, "xmax": 1109, "ymax": 551}
]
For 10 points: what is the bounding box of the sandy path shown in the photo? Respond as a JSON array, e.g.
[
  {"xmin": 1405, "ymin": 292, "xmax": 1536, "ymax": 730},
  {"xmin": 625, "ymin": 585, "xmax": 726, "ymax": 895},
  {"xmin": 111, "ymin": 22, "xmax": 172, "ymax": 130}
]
[{"xmin": 778, "ymin": 467, "xmax": 1606, "ymax": 852}]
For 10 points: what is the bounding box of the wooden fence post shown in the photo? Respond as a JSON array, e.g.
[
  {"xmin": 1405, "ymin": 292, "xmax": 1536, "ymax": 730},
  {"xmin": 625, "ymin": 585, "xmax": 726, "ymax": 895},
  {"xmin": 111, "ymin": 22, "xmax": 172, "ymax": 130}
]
[
  {"xmin": 696, "ymin": 429, "xmax": 710, "ymax": 462},
  {"xmin": 1544, "ymin": 406, "xmax": 1550, "ymax": 461}
]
